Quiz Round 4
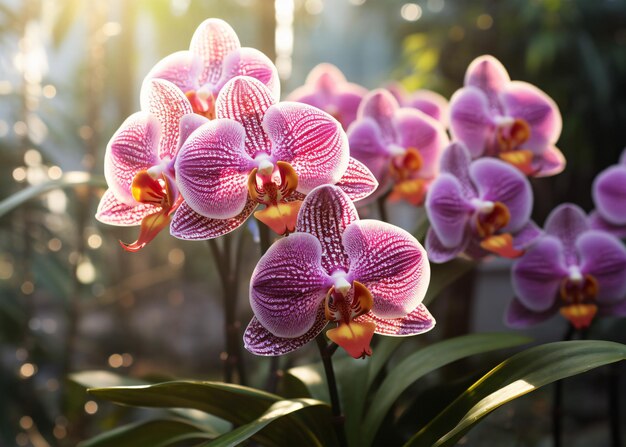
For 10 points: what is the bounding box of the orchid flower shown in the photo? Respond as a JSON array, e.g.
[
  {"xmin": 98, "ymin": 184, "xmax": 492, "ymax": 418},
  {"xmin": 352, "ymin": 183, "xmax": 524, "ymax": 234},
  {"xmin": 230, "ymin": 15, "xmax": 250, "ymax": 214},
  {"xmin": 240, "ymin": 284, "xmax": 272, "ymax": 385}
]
[
  {"xmin": 508, "ymin": 204, "xmax": 626, "ymax": 329},
  {"xmin": 244, "ymin": 185, "xmax": 434, "ymax": 359},
  {"xmin": 286, "ymin": 63, "xmax": 368, "ymax": 130},
  {"xmin": 449, "ymin": 55, "xmax": 564, "ymax": 177},
  {"xmin": 347, "ymin": 88, "xmax": 449, "ymax": 205},
  {"xmin": 589, "ymin": 149, "xmax": 626, "ymax": 238},
  {"xmin": 172, "ymin": 76, "xmax": 378, "ymax": 240},
  {"xmin": 95, "ymin": 79, "xmax": 207, "ymax": 251},
  {"xmin": 387, "ymin": 82, "xmax": 449, "ymax": 126},
  {"xmin": 425, "ymin": 142, "xmax": 541, "ymax": 263},
  {"xmin": 145, "ymin": 18, "xmax": 279, "ymax": 119}
]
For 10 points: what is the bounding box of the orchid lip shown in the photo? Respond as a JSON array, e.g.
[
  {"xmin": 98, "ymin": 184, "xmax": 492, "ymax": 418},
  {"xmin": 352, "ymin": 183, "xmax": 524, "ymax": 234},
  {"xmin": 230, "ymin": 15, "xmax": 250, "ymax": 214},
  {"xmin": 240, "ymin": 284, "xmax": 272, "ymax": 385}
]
[{"xmin": 471, "ymin": 198, "xmax": 495, "ymax": 214}]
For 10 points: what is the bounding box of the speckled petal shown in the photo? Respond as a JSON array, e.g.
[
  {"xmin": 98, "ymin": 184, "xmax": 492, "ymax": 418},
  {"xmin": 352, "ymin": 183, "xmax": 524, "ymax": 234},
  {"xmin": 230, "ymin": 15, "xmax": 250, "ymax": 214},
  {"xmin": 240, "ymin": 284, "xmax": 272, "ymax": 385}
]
[
  {"xmin": 425, "ymin": 227, "xmax": 467, "ymax": 264},
  {"xmin": 265, "ymin": 102, "xmax": 349, "ymax": 192},
  {"xmin": 464, "ymin": 55, "xmax": 510, "ymax": 112},
  {"xmin": 334, "ymin": 157, "xmax": 379, "ymax": 202},
  {"xmin": 358, "ymin": 89, "xmax": 399, "ymax": 142},
  {"xmin": 218, "ymin": 47, "xmax": 280, "ymax": 100},
  {"xmin": 250, "ymin": 232, "xmax": 331, "ymax": 338},
  {"xmin": 543, "ymin": 203, "xmax": 589, "ymax": 266},
  {"xmin": 296, "ymin": 185, "xmax": 358, "ymax": 274},
  {"xmin": 512, "ymin": 235, "xmax": 568, "ymax": 312},
  {"xmin": 190, "ymin": 18, "xmax": 240, "ymax": 87},
  {"xmin": 470, "ymin": 158, "xmax": 533, "ymax": 232},
  {"xmin": 500, "ymin": 81, "xmax": 562, "ymax": 152},
  {"xmin": 505, "ymin": 297, "xmax": 559, "ymax": 328},
  {"xmin": 425, "ymin": 173, "xmax": 472, "ymax": 248},
  {"xmin": 344, "ymin": 220, "xmax": 430, "ymax": 319},
  {"xmin": 356, "ymin": 303, "xmax": 435, "ymax": 336},
  {"xmin": 95, "ymin": 189, "xmax": 158, "ymax": 226},
  {"xmin": 177, "ymin": 113, "xmax": 210, "ymax": 151},
  {"xmin": 244, "ymin": 307, "xmax": 327, "ymax": 356},
  {"xmin": 394, "ymin": 108, "xmax": 449, "ymax": 178},
  {"xmin": 104, "ymin": 112, "xmax": 160, "ymax": 205},
  {"xmin": 449, "ymin": 87, "xmax": 494, "ymax": 158},
  {"xmin": 144, "ymin": 50, "xmax": 201, "ymax": 93},
  {"xmin": 592, "ymin": 165, "xmax": 626, "ymax": 225},
  {"xmin": 140, "ymin": 78, "xmax": 193, "ymax": 160},
  {"xmin": 170, "ymin": 200, "xmax": 256, "ymax": 240},
  {"xmin": 578, "ymin": 230, "xmax": 626, "ymax": 304},
  {"xmin": 175, "ymin": 119, "xmax": 253, "ymax": 219},
  {"xmin": 347, "ymin": 118, "xmax": 392, "ymax": 185},
  {"xmin": 215, "ymin": 76, "xmax": 274, "ymax": 157}
]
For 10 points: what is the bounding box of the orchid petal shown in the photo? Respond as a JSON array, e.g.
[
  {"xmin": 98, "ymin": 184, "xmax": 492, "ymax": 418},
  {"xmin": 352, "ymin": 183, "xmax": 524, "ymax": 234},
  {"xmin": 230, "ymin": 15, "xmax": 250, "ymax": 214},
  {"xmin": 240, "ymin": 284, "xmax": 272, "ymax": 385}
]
[
  {"xmin": 95, "ymin": 189, "xmax": 158, "ymax": 226},
  {"xmin": 347, "ymin": 118, "xmax": 392, "ymax": 185},
  {"xmin": 511, "ymin": 220, "xmax": 543, "ymax": 250},
  {"xmin": 449, "ymin": 87, "xmax": 493, "ymax": 157},
  {"xmin": 544, "ymin": 203, "xmax": 589, "ymax": 266},
  {"xmin": 592, "ymin": 165, "xmax": 626, "ymax": 225},
  {"xmin": 589, "ymin": 211, "xmax": 626, "ymax": 239},
  {"xmin": 144, "ymin": 50, "xmax": 201, "ymax": 93},
  {"xmin": 265, "ymin": 102, "xmax": 349, "ymax": 192},
  {"xmin": 218, "ymin": 47, "xmax": 280, "ymax": 100},
  {"xmin": 439, "ymin": 142, "xmax": 476, "ymax": 199},
  {"xmin": 244, "ymin": 308, "xmax": 327, "ymax": 356},
  {"xmin": 140, "ymin": 78, "xmax": 193, "ymax": 160},
  {"xmin": 170, "ymin": 200, "xmax": 256, "ymax": 240},
  {"xmin": 104, "ymin": 112, "xmax": 160, "ymax": 205},
  {"xmin": 216, "ymin": 76, "xmax": 274, "ymax": 158},
  {"xmin": 307, "ymin": 63, "xmax": 346, "ymax": 91},
  {"xmin": 358, "ymin": 89, "xmax": 399, "ymax": 142},
  {"xmin": 425, "ymin": 227, "xmax": 467, "ymax": 263},
  {"xmin": 598, "ymin": 299, "xmax": 626, "ymax": 318},
  {"xmin": 500, "ymin": 81, "xmax": 562, "ymax": 152},
  {"xmin": 177, "ymin": 113, "xmax": 210, "ymax": 151},
  {"xmin": 296, "ymin": 185, "xmax": 358, "ymax": 274},
  {"xmin": 505, "ymin": 297, "xmax": 559, "ymax": 328},
  {"xmin": 190, "ymin": 18, "xmax": 240, "ymax": 88},
  {"xmin": 406, "ymin": 90, "xmax": 449, "ymax": 124},
  {"xmin": 512, "ymin": 235, "xmax": 568, "ymax": 312},
  {"xmin": 534, "ymin": 146, "xmax": 566, "ymax": 177},
  {"xmin": 470, "ymin": 158, "xmax": 533, "ymax": 232},
  {"xmin": 356, "ymin": 303, "xmax": 435, "ymax": 336},
  {"xmin": 333, "ymin": 87, "xmax": 368, "ymax": 128},
  {"xmin": 250, "ymin": 233, "xmax": 331, "ymax": 338},
  {"xmin": 464, "ymin": 55, "xmax": 510, "ymax": 112},
  {"xmin": 425, "ymin": 173, "xmax": 472, "ymax": 248},
  {"xmin": 334, "ymin": 157, "xmax": 379, "ymax": 202},
  {"xmin": 344, "ymin": 220, "xmax": 430, "ymax": 319},
  {"xmin": 578, "ymin": 230, "xmax": 626, "ymax": 304}
]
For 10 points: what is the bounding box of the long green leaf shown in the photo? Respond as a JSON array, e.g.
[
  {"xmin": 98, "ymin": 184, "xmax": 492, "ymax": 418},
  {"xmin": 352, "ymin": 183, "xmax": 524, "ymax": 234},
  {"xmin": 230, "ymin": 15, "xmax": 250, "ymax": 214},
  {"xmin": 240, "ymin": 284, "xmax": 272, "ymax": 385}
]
[
  {"xmin": 406, "ymin": 340, "xmax": 626, "ymax": 447},
  {"xmin": 423, "ymin": 259, "xmax": 475, "ymax": 306},
  {"xmin": 362, "ymin": 332, "xmax": 532, "ymax": 446},
  {"xmin": 78, "ymin": 418, "xmax": 214, "ymax": 447},
  {"xmin": 0, "ymin": 172, "xmax": 106, "ymax": 218}
]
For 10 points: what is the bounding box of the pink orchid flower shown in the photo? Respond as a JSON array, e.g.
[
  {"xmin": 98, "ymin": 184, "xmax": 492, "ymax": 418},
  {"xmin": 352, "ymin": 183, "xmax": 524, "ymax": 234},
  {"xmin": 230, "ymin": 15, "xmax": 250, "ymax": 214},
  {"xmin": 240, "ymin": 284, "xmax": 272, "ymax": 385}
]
[
  {"xmin": 449, "ymin": 55, "xmax": 564, "ymax": 177},
  {"xmin": 387, "ymin": 82, "xmax": 449, "ymax": 126},
  {"xmin": 347, "ymin": 88, "xmax": 449, "ymax": 205},
  {"xmin": 244, "ymin": 185, "xmax": 434, "ymax": 359},
  {"xmin": 286, "ymin": 63, "xmax": 368, "ymax": 130},
  {"xmin": 95, "ymin": 79, "xmax": 208, "ymax": 251},
  {"xmin": 145, "ymin": 18, "xmax": 280, "ymax": 119},
  {"xmin": 172, "ymin": 76, "xmax": 378, "ymax": 240}
]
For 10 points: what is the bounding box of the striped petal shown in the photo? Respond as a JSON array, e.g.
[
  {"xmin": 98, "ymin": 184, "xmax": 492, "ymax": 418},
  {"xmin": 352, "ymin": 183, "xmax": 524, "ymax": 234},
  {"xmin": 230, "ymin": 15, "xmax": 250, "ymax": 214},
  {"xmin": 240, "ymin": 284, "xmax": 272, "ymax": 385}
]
[
  {"xmin": 358, "ymin": 89, "xmax": 399, "ymax": 143},
  {"xmin": 170, "ymin": 200, "xmax": 256, "ymax": 240},
  {"xmin": 218, "ymin": 47, "xmax": 280, "ymax": 101},
  {"xmin": 334, "ymin": 157, "xmax": 379, "ymax": 202},
  {"xmin": 250, "ymin": 233, "xmax": 331, "ymax": 338},
  {"xmin": 190, "ymin": 18, "xmax": 240, "ymax": 88},
  {"xmin": 175, "ymin": 119, "xmax": 253, "ymax": 219},
  {"xmin": 140, "ymin": 78, "xmax": 193, "ymax": 160},
  {"xmin": 425, "ymin": 173, "xmax": 472, "ymax": 248},
  {"xmin": 464, "ymin": 55, "xmax": 510, "ymax": 113},
  {"xmin": 544, "ymin": 203, "xmax": 589, "ymax": 266},
  {"xmin": 578, "ymin": 230, "xmax": 626, "ymax": 304},
  {"xmin": 344, "ymin": 220, "xmax": 430, "ymax": 319},
  {"xmin": 104, "ymin": 112, "xmax": 160, "ymax": 205},
  {"xmin": 216, "ymin": 76, "xmax": 274, "ymax": 157},
  {"xmin": 144, "ymin": 50, "xmax": 201, "ymax": 93},
  {"xmin": 296, "ymin": 185, "xmax": 358, "ymax": 274},
  {"xmin": 449, "ymin": 87, "xmax": 494, "ymax": 158},
  {"xmin": 244, "ymin": 307, "xmax": 327, "ymax": 356},
  {"xmin": 592, "ymin": 165, "xmax": 626, "ymax": 225},
  {"xmin": 95, "ymin": 189, "xmax": 158, "ymax": 226},
  {"xmin": 265, "ymin": 102, "xmax": 349, "ymax": 193},
  {"xmin": 356, "ymin": 303, "xmax": 435, "ymax": 336}
]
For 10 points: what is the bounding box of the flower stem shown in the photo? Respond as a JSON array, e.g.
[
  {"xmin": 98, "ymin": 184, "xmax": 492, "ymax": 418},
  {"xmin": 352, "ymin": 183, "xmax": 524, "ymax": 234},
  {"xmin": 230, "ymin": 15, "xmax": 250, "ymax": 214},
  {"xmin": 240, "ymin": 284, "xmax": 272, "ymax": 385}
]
[
  {"xmin": 316, "ymin": 334, "xmax": 347, "ymax": 447},
  {"xmin": 552, "ymin": 323, "xmax": 575, "ymax": 447},
  {"xmin": 609, "ymin": 362, "xmax": 622, "ymax": 447}
]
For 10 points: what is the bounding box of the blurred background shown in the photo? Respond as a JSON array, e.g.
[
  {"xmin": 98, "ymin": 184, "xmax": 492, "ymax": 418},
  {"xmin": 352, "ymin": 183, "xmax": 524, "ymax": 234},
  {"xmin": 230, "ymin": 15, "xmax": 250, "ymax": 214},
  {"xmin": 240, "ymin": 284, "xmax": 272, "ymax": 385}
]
[{"xmin": 1, "ymin": 0, "xmax": 626, "ymax": 445}]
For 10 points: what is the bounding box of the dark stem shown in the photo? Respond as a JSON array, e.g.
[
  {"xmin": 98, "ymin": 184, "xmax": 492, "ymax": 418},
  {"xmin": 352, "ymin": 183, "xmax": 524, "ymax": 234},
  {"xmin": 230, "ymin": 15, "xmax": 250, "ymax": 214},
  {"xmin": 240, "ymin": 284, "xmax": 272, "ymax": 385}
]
[
  {"xmin": 316, "ymin": 334, "xmax": 347, "ymax": 447},
  {"xmin": 376, "ymin": 195, "xmax": 388, "ymax": 223},
  {"xmin": 552, "ymin": 324, "xmax": 575, "ymax": 447},
  {"xmin": 609, "ymin": 362, "xmax": 622, "ymax": 447}
]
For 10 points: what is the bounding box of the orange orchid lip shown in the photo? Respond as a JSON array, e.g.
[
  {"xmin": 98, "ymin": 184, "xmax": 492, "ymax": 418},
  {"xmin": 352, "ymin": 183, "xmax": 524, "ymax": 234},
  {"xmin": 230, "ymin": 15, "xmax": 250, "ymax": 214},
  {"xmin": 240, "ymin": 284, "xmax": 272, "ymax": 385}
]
[
  {"xmin": 557, "ymin": 274, "xmax": 599, "ymax": 329},
  {"xmin": 388, "ymin": 148, "xmax": 427, "ymax": 205}
]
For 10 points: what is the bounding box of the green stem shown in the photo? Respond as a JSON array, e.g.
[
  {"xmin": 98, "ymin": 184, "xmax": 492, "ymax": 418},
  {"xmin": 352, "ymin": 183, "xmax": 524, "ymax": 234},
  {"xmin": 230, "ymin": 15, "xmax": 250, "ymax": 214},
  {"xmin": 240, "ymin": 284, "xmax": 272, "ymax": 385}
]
[{"xmin": 316, "ymin": 334, "xmax": 347, "ymax": 447}]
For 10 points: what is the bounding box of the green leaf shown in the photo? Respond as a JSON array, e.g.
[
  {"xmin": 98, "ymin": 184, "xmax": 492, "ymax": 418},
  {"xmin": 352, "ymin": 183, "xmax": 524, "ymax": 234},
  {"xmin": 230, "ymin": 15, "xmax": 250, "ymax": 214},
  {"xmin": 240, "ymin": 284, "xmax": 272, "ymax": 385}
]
[
  {"xmin": 406, "ymin": 340, "xmax": 626, "ymax": 447},
  {"xmin": 78, "ymin": 418, "xmax": 215, "ymax": 447},
  {"xmin": 362, "ymin": 333, "xmax": 532, "ymax": 446},
  {"xmin": 204, "ymin": 399, "xmax": 333, "ymax": 447},
  {"xmin": 0, "ymin": 172, "xmax": 106, "ymax": 219},
  {"xmin": 70, "ymin": 370, "xmax": 148, "ymax": 389},
  {"xmin": 423, "ymin": 259, "xmax": 475, "ymax": 306}
]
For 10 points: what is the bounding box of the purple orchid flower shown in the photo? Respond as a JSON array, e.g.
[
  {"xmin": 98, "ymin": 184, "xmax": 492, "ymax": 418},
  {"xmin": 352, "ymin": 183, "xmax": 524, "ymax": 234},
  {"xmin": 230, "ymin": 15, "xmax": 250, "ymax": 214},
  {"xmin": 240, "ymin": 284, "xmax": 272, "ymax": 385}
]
[
  {"xmin": 425, "ymin": 142, "xmax": 541, "ymax": 263},
  {"xmin": 286, "ymin": 63, "xmax": 368, "ymax": 130},
  {"xmin": 347, "ymin": 88, "xmax": 449, "ymax": 206},
  {"xmin": 590, "ymin": 149, "xmax": 626, "ymax": 238},
  {"xmin": 449, "ymin": 55, "xmax": 564, "ymax": 177},
  {"xmin": 387, "ymin": 82, "xmax": 449, "ymax": 126},
  {"xmin": 95, "ymin": 78, "xmax": 208, "ymax": 251},
  {"xmin": 171, "ymin": 76, "xmax": 378, "ymax": 240},
  {"xmin": 244, "ymin": 185, "xmax": 434, "ymax": 359},
  {"xmin": 508, "ymin": 203, "xmax": 626, "ymax": 329},
  {"xmin": 145, "ymin": 18, "xmax": 279, "ymax": 119}
]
